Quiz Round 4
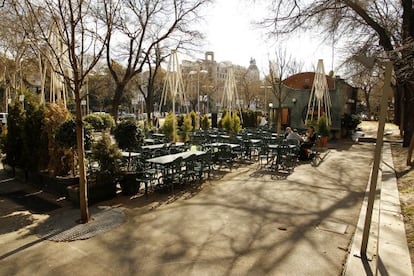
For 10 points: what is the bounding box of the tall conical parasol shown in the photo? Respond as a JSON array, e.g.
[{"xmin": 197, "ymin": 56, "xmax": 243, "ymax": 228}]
[
  {"xmin": 305, "ymin": 59, "xmax": 332, "ymax": 126},
  {"xmin": 220, "ymin": 65, "xmax": 243, "ymax": 123},
  {"xmin": 159, "ymin": 50, "xmax": 188, "ymax": 141}
]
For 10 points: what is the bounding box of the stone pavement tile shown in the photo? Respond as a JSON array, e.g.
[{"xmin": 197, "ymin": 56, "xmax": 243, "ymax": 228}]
[{"xmin": 0, "ymin": 142, "xmax": 388, "ymax": 275}]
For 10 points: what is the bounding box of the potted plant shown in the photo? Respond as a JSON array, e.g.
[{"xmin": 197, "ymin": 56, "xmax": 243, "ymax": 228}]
[
  {"xmin": 181, "ymin": 114, "xmax": 193, "ymax": 142},
  {"xmin": 113, "ymin": 119, "xmax": 144, "ymax": 195},
  {"xmin": 200, "ymin": 114, "xmax": 211, "ymax": 130},
  {"xmin": 161, "ymin": 112, "xmax": 178, "ymax": 142},
  {"xmin": 67, "ymin": 133, "xmax": 121, "ymax": 205},
  {"xmin": 317, "ymin": 116, "xmax": 330, "ymax": 147}
]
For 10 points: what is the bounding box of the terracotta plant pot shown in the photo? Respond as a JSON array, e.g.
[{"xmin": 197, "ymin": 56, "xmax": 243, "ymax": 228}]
[{"xmin": 318, "ymin": 136, "xmax": 328, "ymax": 147}]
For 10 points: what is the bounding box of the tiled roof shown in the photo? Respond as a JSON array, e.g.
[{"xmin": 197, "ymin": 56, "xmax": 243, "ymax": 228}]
[{"xmin": 283, "ymin": 72, "xmax": 335, "ymax": 90}]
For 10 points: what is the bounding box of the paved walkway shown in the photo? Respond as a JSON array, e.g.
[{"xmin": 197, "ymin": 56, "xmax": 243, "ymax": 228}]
[{"xmin": 0, "ymin": 140, "xmax": 411, "ymax": 275}]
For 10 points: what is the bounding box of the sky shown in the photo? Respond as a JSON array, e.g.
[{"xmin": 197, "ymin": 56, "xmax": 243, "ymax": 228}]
[{"xmin": 200, "ymin": 0, "xmax": 338, "ymax": 76}]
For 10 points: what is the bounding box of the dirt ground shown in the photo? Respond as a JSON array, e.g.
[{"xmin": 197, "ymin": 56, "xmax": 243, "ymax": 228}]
[
  {"xmin": 391, "ymin": 143, "xmax": 414, "ymax": 268},
  {"xmin": 359, "ymin": 121, "xmax": 414, "ymax": 269}
]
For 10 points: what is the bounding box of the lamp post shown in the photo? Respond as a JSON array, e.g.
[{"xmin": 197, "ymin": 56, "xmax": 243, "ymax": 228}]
[
  {"xmin": 268, "ymin": 102, "xmax": 273, "ymax": 129},
  {"xmin": 189, "ymin": 68, "xmax": 208, "ymax": 114}
]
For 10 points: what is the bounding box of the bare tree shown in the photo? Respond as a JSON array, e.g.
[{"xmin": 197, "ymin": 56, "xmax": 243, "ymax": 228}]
[
  {"xmin": 104, "ymin": 0, "xmax": 211, "ymax": 123},
  {"xmin": 346, "ymin": 62, "xmax": 382, "ymax": 118},
  {"xmin": 13, "ymin": 0, "xmax": 116, "ymax": 223},
  {"xmin": 139, "ymin": 43, "xmax": 168, "ymax": 123},
  {"xmin": 266, "ymin": 48, "xmax": 303, "ymax": 134},
  {"xmin": 0, "ymin": 3, "xmax": 35, "ymax": 104},
  {"xmin": 239, "ymin": 67, "xmax": 262, "ymax": 110},
  {"xmin": 257, "ymin": 0, "xmax": 414, "ymax": 156}
]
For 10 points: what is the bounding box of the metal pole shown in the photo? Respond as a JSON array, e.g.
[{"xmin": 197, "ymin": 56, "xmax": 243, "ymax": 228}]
[
  {"xmin": 197, "ymin": 70, "xmax": 200, "ymax": 115},
  {"xmin": 360, "ymin": 61, "xmax": 393, "ymax": 256}
]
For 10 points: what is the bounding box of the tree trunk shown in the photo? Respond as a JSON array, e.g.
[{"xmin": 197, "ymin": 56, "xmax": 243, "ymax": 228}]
[
  {"xmin": 402, "ymin": 82, "xmax": 414, "ymax": 147},
  {"xmin": 111, "ymin": 83, "xmax": 126, "ymax": 123},
  {"xmin": 75, "ymin": 89, "xmax": 89, "ymax": 223},
  {"xmin": 276, "ymin": 109, "xmax": 282, "ymax": 134},
  {"xmin": 407, "ymin": 132, "xmax": 414, "ymax": 166},
  {"xmin": 145, "ymin": 95, "xmax": 154, "ymax": 125},
  {"xmin": 364, "ymin": 91, "xmax": 371, "ymax": 119}
]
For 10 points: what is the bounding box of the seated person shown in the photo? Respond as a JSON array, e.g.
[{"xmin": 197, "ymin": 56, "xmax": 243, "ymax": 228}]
[
  {"xmin": 259, "ymin": 115, "xmax": 268, "ymax": 126},
  {"xmin": 300, "ymin": 126, "xmax": 317, "ymax": 160},
  {"xmin": 286, "ymin": 128, "xmax": 303, "ymax": 143},
  {"xmin": 284, "ymin": 127, "xmax": 292, "ymax": 139}
]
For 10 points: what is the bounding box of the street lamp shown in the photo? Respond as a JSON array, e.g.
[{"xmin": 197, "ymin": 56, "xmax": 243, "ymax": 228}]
[{"xmin": 189, "ymin": 69, "xmax": 208, "ymax": 114}]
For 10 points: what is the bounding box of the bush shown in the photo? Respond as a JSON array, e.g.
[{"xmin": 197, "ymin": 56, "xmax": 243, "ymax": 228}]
[
  {"xmin": 181, "ymin": 114, "xmax": 193, "ymax": 142},
  {"xmin": 220, "ymin": 111, "xmax": 242, "ymax": 134},
  {"xmin": 221, "ymin": 112, "xmax": 233, "ymax": 133},
  {"xmin": 100, "ymin": 113, "xmax": 116, "ymax": 130},
  {"xmin": 189, "ymin": 110, "xmax": 198, "ymax": 130},
  {"xmin": 341, "ymin": 113, "xmax": 361, "ymax": 131},
  {"xmin": 43, "ymin": 103, "xmax": 72, "ymax": 176},
  {"xmin": 4, "ymin": 103, "xmax": 25, "ymax": 167},
  {"xmin": 83, "ymin": 113, "xmax": 115, "ymax": 131},
  {"xmin": 22, "ymin": 104, "xmax": 47, "ymax": 172},
  {"xmin": 56, "ymin": 119, "xmax": 93, "ymax": 150},
  {"xmin": 113, "ymin": 120, "xmax": 143, "ymax": 152},
  {"xmin": 92, "ymin": 133, "xmax": 121, "ymax": 176},
  {"xmin": 83, "ymin": 113, "xmax": 104, "ymax": 130},
  {"xmin": 161, "ymin": 112, "xmax": 178, "ymax": 142},
  {"xmin": 218, "ymin": 110, "xmax": 228, "ymax": 130},
  {"xmin": 201, "ymin": 114, "xmax": 211, "ymax": 130},
  {"xmin": 232, "ymin": 113, "xmax": 242, "ymax": 134}
]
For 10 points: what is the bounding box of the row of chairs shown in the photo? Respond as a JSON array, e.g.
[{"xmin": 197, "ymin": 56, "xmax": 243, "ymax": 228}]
[
  {"xmin": 135, "ymin": 151, "xmax": 213, "ymax": 195},
  {"xmin": 258, "ymin": 139, "xmax": 301, "ymax": 173}
]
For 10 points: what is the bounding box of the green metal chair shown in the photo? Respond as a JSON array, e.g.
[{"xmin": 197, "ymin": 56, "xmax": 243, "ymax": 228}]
[{"xmin": 162, "ymin": 156, "xmax": 183, "ymax": 194}]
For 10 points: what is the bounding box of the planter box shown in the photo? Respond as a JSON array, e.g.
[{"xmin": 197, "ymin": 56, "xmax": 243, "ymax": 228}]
[
  {"xmin": 39, "ymin": 173, "xmax": 79, "ymax": 197},
  {"xmin": 67, "ymin": 183, "xmax": 117, "ymax": 207},
  {"xmin": 2, "ymin": 163, "xmax": 14, "ymax": 177},
  {"xmin": 119, "ymin": 172, "xmax": 141, "ymax": 195},
  {"xmin": 317, "ymin": 136, "xmax": 329, "ymax": 148},
  {"xmin": 2, "ymin": 164, "xmax": 27, "ymax": 182}
]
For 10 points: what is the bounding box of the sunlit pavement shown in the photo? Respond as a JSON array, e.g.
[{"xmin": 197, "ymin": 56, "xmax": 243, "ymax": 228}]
[{"xmin": 0, "ymin": 140, "xmax": 411, "ymax": 275}]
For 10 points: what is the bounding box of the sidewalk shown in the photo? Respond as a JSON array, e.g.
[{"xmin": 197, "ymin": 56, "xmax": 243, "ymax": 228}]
[
  {"xmin": 0, "ymin": 141, "xmax": 411, "ymax": 275},
  {"xmin": 343, "ymin": 143, "xmax": 413, "ymax": 275}
]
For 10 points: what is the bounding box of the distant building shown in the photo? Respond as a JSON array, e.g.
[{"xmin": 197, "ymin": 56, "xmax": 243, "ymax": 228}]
[
  {"xmin": 271, "ymin": 72, "xmax": 357, "ymax": 134},
  {"xmin": 181, "ymin": 51, "xmax": 254, "ymax": 111},
  {"xmin": 246, "ymin": 58, "xmax": 260, "ymax": 81}
]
